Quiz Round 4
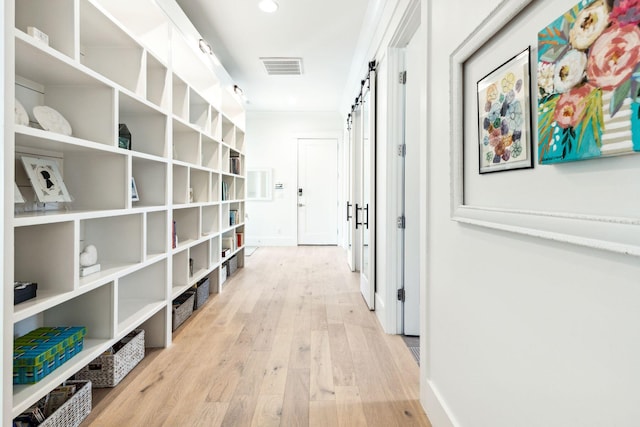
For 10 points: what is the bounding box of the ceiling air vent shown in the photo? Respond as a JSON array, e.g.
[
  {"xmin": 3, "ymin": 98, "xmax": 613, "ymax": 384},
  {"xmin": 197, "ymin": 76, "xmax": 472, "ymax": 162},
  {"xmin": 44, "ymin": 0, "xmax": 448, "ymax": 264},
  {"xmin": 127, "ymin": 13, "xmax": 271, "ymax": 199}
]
[{"xmin": 260, "ymin": 57, "xmax": 303, "ymax": 76}]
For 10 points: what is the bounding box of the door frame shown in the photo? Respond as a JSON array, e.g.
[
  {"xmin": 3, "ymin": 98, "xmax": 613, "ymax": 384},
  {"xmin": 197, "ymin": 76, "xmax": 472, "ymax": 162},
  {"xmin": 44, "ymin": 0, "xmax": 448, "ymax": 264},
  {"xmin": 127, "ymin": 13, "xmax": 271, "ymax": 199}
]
[
  {"xmin": 345, "ymin": 117, "xmax": 357, "ymax": 271},
  {"xmin": 295, "ymin": 132, "xmax": 343, "ymax": 246},
  {"xmin": 382, "ymin": 0, "xmax": 421, "ymax": 334}
]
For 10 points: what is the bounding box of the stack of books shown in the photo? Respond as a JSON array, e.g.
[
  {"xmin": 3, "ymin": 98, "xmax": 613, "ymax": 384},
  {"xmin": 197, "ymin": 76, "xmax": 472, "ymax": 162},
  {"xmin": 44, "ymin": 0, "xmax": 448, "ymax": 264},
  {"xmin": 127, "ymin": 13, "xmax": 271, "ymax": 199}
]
[
  {"xmin": 230, "ymin": 156, "xmax": 241, "ymax": 175},
  {"xmin": 229, "ymin": 209, "xmax": 238, "ymax": 226},
  {"xmin": 222, "ymin": 181, "xmax": 230, "ymax": 201}
]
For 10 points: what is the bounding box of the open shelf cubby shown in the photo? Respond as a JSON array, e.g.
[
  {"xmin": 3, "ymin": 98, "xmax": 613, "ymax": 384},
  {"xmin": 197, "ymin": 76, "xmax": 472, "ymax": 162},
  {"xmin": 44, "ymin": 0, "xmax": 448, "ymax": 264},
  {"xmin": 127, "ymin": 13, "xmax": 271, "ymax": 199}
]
[
  {"xmin": 132, "ymin": 157, "xmax": 168, "ymax": 208},
  {"xmin": 210, "ymin": 107, "xmax": 221, "ymax": 141},
  {"xmin": 189, "ymin": 88, "xmax": 209, "ymax": 132},
  {"xmin": 235, "ymin": 177, "xmax": 245, "ymax": 201},
  {"xmin": 14, "ymin": 221, "xmax": 75, "ymax": 304},
  {"xmin": 172, "ymin": 74, "xmax": 189, "ymax": 121},
  {"xmin": 221, "ymin": 115, "xmax": 235, "ymax": 147},
  {"xmin": 80, "ymin": 214, "xmax": 143, "ymax": 273},
  {"xmin": 211, "ymin": 173, "xmax": 220, "ymax": 202},
  {"xmin": 221, "ymin": 175, "xmax": 235, "ymax": 202},
  {"xmin": 235, "ymin": 128, "xmax": 245, "ymax": 153},
  {"xmin": 221, "ymin": 145, "xmax": 230, "ymax": 174},
  {"xmin": 228, "ymin": 201, "xmax": 243, "ymax": 227},
  {"xmin": 201, "ymin": 133, "xmax": 219, "ymax": 170},
  {"xmin": 119, "ymin": 92, "xmax": 168, "ymax": 158},
  {"xmin": 202, "ymin": 204, "xmax": 220, "ymax": 237},
  {"xmin": 190, "ymin": 168, "xmax": 210, "ymax": 204},
  {"xmin": 146, "ymin": 210, "xmax": 168, "ymax": 258},
  {"xmin": 146, "ymin": 52, "xmax": 169, "ymax": 110},
  {"xmin": 79, "ymin": 1, "xmax": 144, "ymax": 95},
  {"xmin": 173, "ymin": 118, "xmax": 200, "ymax": 165},
  {"xmin": 63, "ymin": 151, "xmax": 128, "ymax": 211},
  {"xmin": 171, "ymin": 248, "xmax": 188, "ymax": 297},
  {"xmin": 173, "ymin": 164, "xmax": 188, "ymax": 205},
  {"xmin": 210, "ymin": 235, "xmax": 220, "ymax": 266},
  {"xmin": 14, "ymin": 148, "xmax": 127, "ymax": 214},
  {"xmin": 221, "ymin": 204, "xmax": 231, "ymax": 231},
  {"xmin": 189, "ymin": 241, "xmax": 209, "ymax": 282},
  {"xmin": 117, "ymin": 259, "xmax": 167, "ymax": 334},
  {"xmin": 15, "ymin": 0, "xmax": 76, "ymax": 60},
  {"xmin": 173, "ymin": 206, "xmax": 199, "ymax": 249}
]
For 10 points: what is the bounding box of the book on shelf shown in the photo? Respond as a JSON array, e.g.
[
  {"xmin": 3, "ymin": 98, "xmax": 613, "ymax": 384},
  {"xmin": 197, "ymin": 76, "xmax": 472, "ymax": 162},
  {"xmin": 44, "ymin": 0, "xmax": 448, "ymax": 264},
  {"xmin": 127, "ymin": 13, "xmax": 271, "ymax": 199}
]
[
  {"xmin": 221, "ymin": 248, "xmax": 231, "ymax": 258},
  {"xmin": 229, "ymin": 209, "xmax": 238, "ymax": 226},
  {"xmin": 222, "ymin": 237, "xmax": 235, "ymax": 252},
  {"xmin": 222, "ymin": 181, "xmax": 229, "ymax": 201},
  {"xmin": 236, "ymin": 232, "xmax": 244, "ymax": 248},
  {"xmin": 172, "ymin": 221, "xmax": 177, "ymax": 249},
  {"xmin": 230, "ymin": 156, "xmax": 241, "ymax": 175}
]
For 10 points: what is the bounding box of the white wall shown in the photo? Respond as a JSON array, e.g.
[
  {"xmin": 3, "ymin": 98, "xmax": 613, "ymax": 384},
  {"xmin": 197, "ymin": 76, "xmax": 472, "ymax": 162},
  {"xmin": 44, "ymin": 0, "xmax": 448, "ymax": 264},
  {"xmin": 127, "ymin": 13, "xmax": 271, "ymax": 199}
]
[
  {"xmin": 423, "ymin": 1, "xmax": 640, "ymax": 426},
  {"xmin": 244, "ymin": 111, "xmax": 343, "ymax": 247},
  {"xmin": 1, "ymin": 0, "xmax": 6, "ymax": 418}
]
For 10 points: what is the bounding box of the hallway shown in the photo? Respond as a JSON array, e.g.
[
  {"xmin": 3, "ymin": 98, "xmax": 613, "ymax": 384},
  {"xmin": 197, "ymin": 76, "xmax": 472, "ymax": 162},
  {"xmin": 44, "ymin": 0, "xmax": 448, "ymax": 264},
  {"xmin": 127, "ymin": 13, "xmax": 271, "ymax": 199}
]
[{"xmin": 82, "ymin": 246, "xmax": 430, "ymax": 426}]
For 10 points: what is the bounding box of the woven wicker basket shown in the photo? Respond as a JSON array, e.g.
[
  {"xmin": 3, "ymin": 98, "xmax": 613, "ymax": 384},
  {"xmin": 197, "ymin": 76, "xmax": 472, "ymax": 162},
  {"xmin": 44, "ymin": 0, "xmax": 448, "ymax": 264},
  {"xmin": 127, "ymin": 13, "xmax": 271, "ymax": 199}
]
[
  {"xmin": 75, "ymin": 329, "xmax": 145, "ymax": 388},
  {"xmin": 228, "ymin": 255, "xmax": 238, "ymax": 276},
  {"xmin": 40, "ymin": 380, "xmax": 92, "ymax": 427},
  {"xmin": 172, "ymin": 292, "xmax": 195, "ymax": 331},
  {"xmin": 193, "ymin": 278, "xmax": 209, "ymax": 310}
]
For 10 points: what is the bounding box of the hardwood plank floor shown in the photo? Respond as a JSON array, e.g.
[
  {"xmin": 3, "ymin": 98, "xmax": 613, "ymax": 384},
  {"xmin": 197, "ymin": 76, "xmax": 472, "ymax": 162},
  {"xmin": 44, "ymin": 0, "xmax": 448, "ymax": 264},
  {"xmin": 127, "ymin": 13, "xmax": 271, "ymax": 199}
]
[{"xmin": 82, "ymin": 246, "xmax": 431, "ymax": 427}]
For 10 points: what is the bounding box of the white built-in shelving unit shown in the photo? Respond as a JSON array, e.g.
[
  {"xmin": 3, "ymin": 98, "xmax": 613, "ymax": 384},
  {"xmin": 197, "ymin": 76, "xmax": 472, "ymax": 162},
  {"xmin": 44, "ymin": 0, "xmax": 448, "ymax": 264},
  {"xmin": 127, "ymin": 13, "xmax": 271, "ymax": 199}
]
[{"xmin": 2, "ymin": 0, "xmax": 246, "ymax": 423}]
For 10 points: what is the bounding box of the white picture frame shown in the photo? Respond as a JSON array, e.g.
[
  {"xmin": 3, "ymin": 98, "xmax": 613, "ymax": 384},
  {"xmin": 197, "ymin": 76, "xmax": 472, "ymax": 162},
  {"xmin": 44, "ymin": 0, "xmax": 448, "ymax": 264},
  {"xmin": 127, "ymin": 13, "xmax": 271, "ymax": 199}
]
[
  {"xmin": 450, "ymin": 0, "xmax": 640, "ymax": 257},
  {"xmin": 131, "ymin": 177, "xmax": 140, "ymax": 202},
  {"xmin": 14, "ymin": 183, "xmax": 25, "ymax": 204},
  {"xmin": 21, "ymin": 156, "xmax": 72, "ymax": 203}
]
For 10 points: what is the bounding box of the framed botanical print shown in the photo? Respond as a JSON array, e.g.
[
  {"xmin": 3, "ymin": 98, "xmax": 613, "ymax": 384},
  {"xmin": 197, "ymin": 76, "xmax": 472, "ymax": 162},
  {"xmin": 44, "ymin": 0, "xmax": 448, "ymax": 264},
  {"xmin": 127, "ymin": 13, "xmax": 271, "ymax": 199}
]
[
  {"xmin": 477, "ymin": 47, "xmax": 533, "ymax": 173},
  {"xmin": 21, "ymin": 156, "xmax": 72, "ymax": 203}
]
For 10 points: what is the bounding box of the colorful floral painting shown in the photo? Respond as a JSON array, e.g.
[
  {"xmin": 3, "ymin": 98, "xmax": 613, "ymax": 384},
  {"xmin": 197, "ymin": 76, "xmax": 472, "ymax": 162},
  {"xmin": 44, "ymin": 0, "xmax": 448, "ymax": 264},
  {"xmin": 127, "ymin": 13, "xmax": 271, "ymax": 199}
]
[
  {"xmin": 477, "ymin": 48, "xmax": 532, "ymax": 173},
  {"xmin": 538, "ymin": 0, "xmax": 640, "ymax": 164}
]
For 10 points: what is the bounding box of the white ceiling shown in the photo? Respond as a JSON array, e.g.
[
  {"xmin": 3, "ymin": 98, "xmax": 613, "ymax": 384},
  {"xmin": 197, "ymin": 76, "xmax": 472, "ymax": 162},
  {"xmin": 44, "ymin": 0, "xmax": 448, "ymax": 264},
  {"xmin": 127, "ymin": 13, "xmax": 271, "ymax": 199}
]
[{"xmin": 176, "ymin": 0, "xmax": 371, "ymax": 112}]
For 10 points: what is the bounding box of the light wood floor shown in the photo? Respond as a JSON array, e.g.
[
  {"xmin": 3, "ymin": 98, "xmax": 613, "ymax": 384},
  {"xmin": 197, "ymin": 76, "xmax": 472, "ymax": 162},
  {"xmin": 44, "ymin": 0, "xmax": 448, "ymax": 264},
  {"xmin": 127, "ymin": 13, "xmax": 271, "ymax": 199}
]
[{"xmin": 82, "ymin": 246, "xmax": 431, "ymax": 427}]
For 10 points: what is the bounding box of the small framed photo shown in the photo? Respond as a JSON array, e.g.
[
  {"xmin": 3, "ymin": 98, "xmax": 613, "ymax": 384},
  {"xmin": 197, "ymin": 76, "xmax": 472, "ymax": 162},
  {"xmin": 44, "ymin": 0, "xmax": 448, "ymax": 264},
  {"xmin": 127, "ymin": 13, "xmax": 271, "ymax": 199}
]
[
  {"xmin": 21, "ymin": 156, "xmax": 72, "ymax": 203},
  {"xmin": 14, "ymin": 183, "xmax": 25, "ymax": 203},
  {"xmin": 477, "ymin": 47, "xmax": 532, "ymax": 173},
  {"xmin": 119, "ymin": 123, "xmax": 131, "ymax": 150},
  {"xmin": 131, "ymin": 177, "xmax": 139, "ymax": 202}
]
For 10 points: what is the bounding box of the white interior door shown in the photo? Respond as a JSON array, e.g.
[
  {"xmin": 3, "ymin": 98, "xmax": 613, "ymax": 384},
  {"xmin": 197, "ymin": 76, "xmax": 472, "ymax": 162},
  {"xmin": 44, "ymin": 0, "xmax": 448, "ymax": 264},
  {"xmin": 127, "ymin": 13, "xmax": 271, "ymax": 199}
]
[
  {"xmin": 403, "ymin": 29, "xmax": 421, "ymax": 335},
  {"xmin": 346, "ymin": 117, "xmax": 357, "ymax": 271},
  {"xmin": 359, "ymin": 72, "xmax": 376, "ymax": 310},
  {"xmin": 297, "ymin": 138, "xmax": 339, "ymax": 245}
]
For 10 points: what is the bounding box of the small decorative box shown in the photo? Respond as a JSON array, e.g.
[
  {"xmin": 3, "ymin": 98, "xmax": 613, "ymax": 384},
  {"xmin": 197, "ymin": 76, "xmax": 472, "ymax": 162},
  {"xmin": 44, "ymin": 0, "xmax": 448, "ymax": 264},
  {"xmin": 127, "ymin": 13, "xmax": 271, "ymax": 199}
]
[
  {"xmin": 13, "ymin": 327, "xmax": 87, "ymax": 384},
  {"xmin": 14, "ymin": 281, "xmax": 37, "ymax": 305}
]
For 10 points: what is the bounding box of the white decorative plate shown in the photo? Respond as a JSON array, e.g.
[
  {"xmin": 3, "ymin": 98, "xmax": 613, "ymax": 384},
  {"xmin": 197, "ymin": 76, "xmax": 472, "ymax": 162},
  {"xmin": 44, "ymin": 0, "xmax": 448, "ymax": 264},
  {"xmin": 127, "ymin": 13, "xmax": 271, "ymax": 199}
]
[
  {"xmin": 15, "ymin": 99, "xmax": 28, "ymax": 126},
  {"xmin": 33, "ymin": 105, "xmax": 72, "ymax": 136}
]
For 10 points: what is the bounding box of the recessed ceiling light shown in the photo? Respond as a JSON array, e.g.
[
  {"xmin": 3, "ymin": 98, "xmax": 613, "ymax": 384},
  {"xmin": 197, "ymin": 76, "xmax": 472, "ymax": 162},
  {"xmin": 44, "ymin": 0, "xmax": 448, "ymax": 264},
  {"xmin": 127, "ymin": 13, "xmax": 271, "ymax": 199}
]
[
  {"xmin": 259, "ymin": 0, "xmax": 279, "ymax": 13},
  {"xmin": 199, "ymin": 38, "xmax": 213, "ymax": 55}
]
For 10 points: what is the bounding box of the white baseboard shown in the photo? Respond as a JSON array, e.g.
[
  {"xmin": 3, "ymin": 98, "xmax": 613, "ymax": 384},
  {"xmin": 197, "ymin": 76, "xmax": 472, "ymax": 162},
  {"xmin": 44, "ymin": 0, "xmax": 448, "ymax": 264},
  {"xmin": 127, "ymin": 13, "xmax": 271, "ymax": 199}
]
[
  {"xmin": 423, "ymin": 379, "xmax": 458, "ymax": 427},
  {"xmin": 245, "ymin": 236, "xmax": 297, "ymax": 247},
  {"xmin": 375, "ymin": 293, "xmax": 396, "ymax": 334}
]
